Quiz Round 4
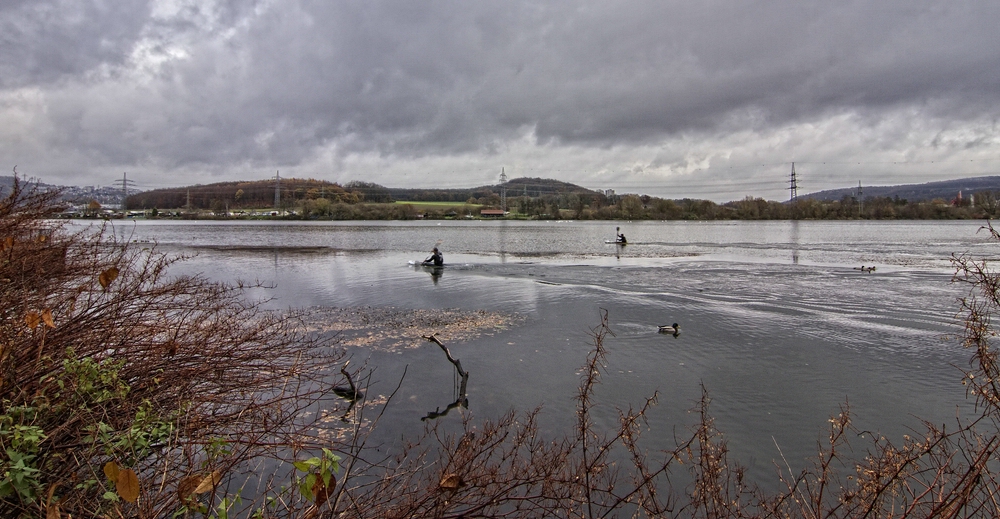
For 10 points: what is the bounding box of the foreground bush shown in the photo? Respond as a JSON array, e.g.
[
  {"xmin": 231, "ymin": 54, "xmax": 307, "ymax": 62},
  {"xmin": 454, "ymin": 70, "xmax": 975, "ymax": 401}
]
[
  {"xmin": 0, "ymin": 177, "xmax": 344, "ymax": 517},
  {"xmin": 5, "ymin": 173, "xmax": 1000, "ymax": 517}
]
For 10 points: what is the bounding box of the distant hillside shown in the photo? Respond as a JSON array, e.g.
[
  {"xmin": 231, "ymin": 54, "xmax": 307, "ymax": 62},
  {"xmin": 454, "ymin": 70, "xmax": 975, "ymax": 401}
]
[
  {"xmin": 504, "ymin": 177, "xmax": 602, "ymax": 197},
  {"xmin": 12, "ymin": 174, "xmax": 1000, "ymax": 208},
  {"xmin": 127, "ymin": 176, "xmax": 603, "ymax": 209},
  {"xmin": 0, "ymin": 175, "xmax": 128, "ymax": 207},
  {"xmin": 126, "ymin": 178, "xmax": 358, "ymax": 210},
  {"xmin": 802, "ymin": 176, "xmax": 1000, "ymax": 202},
  {"xmin": 0, "ymin": 175, "xmax": 52, "ymax": 193},
  {"xmin": 387, "ymin": 177, "xmax": 602, "ymax": 202}
]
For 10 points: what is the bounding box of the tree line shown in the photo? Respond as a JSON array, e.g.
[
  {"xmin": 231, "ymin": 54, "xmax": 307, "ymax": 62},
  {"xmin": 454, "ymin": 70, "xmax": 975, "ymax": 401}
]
[{"xmin": 120, "ymin": 176, "xmax": 999, "ymax": 220}]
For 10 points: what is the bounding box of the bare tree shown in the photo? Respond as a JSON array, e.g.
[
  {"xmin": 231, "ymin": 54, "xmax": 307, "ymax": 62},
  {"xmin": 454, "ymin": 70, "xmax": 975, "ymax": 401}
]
[
  {"xmin": 0, "ymin": 175, "xmax": 353, "ymax": 517},
  {"xmin": 974, "ymin": 190, "xmax": 1000, "ymax": 217}
]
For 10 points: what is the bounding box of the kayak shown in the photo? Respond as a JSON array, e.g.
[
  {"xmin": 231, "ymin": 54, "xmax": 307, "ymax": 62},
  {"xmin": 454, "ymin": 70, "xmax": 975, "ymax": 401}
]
[{"xmin": 409, "ymin": 260, "xmax": 445, "ymax": 267}]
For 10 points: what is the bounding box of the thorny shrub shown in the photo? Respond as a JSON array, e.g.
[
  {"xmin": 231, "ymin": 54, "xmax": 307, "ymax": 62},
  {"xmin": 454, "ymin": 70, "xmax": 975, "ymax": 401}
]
[{"xmin": 0, "ymin": 176, "xmax": 346, "ymax": 517}]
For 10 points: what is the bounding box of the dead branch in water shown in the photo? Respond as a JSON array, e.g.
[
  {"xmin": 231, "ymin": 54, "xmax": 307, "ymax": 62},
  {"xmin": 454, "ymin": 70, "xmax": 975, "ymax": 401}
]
[
  {"xmin": 333, "ymin": 361, "xmax": 364, "ymax": 401},
  {"xmin": 421, "ymin": 333, "xmax": 470, "ymax": 421},
  {"xmin": 422, "ymin": 333, "xmax": 469, "ymax": 381}
]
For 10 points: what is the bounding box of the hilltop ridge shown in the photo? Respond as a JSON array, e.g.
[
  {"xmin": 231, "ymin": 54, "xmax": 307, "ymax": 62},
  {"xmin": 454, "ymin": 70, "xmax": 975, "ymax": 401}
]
[
  {"xmin": 801, "ymin": 175, "xmax": 1000, "ymax": 202},
  {"xmin": 7, "ymin": 174, "xmax": 1000, "ymax": 209}
]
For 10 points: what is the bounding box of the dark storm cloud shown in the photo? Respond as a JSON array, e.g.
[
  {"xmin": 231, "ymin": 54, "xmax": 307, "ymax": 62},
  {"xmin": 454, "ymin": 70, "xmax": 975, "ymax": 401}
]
[
  {"xmin": 0, "ymin": 0, "xmax": 150, "ymax": 88},
  {"xmin": 209, "ymin": 1, "xmax": 1000, "ymax": 151},
  {"xmin": 3, "ymin": 0, "xmax": 1000, "ymax": 198}
]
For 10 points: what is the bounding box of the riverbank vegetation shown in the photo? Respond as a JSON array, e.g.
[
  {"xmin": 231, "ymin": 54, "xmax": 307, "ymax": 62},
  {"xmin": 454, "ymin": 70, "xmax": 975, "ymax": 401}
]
[
  {"xmin": 1, "ymin": 178, "xmax": 348, "ymax": 516},
  {"xmin": 7, "ymin": 175, "xmax": 1000, "ymax": 516}
]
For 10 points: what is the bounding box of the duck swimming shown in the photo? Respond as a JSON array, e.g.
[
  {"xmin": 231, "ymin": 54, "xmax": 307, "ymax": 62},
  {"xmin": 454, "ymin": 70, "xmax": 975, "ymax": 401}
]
[{"xmin": 658, "ymin": 323, "xmax": 680, "ymax": 335}]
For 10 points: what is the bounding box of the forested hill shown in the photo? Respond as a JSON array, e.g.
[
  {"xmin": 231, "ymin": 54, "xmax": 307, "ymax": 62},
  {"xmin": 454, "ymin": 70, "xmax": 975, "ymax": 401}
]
[
  {"xmin": 387, "ymin": 177, "xmax": 601, "ymax": 202},
  {"xmin": 803, "ymin": 176, "xmax": 1000, "ymax": 202},
  {"xmin": 122, "ymin": 176, "xmax": 601, "ymax": 209},
  {"xmin": 124, "ymin": 178, "xmax": 364, "ymax": 210}
]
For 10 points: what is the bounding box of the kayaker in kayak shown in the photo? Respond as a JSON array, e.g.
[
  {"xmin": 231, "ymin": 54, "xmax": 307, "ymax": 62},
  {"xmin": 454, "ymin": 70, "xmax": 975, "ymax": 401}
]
[{"xmin": 423, "ymin": 247, "xmax": 444, "ymax": 266}]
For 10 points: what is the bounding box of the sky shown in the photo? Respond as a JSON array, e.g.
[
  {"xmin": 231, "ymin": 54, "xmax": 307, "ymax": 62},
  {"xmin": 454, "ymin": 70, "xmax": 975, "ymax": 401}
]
[{"xmin": 3, "ymin": 1, "xmax": 1000, "ymax": 203}]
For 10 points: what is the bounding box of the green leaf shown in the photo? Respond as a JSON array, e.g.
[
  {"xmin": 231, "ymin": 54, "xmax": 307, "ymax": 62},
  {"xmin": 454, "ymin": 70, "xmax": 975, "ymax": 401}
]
[{"xmin": 298, "ymin": 473, "xmax": 317, "ymax": 501}]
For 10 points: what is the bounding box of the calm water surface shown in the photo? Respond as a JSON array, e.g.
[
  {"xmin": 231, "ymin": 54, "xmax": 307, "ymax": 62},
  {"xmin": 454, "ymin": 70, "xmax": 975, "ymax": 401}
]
[{"xmin": 92, "ymin": 219, "xmax": 997, "ymax": 488}]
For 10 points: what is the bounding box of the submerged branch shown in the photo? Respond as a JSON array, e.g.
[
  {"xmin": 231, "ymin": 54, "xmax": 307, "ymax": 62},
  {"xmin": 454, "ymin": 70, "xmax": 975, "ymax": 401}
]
[{"xmin": 421, "ymin": 333, "xmax": 470, "ymax": 421}]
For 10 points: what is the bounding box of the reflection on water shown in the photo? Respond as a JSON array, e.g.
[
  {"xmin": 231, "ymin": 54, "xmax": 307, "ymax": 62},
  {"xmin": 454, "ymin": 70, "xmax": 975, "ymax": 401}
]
[
  {"xmin": 104, "ymin": 219, "xmax": 987, "ymax": 490},
  {"xmin": 498, "ymin": 219, "xmax": 508, "ymax": 264},
  {"xmin": 421, "ymin": 379, "xmax": 469, "ymax": 422},
  {"xmin": 421, "ymin": 335, "xmax": 470, "ymax": 421},
  {"xmin": 101, "ymin": 219, "xmax": 995, "ymax": 270},
  {"xmin": 411, "ymin": 263, "xmax": 443, "ymax": 284},
  {"xmin": 790, "ymin": 220, "xmax": 800, "ymax": 264}
]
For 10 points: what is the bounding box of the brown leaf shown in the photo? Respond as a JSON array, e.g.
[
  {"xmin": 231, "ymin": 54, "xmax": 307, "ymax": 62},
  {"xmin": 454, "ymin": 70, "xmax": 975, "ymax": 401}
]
[
  {"xmin": 312, "ymin": 473, "xmax": 336, "ymax": 507},
  {"xmin": 193, "ymin": 470, "xmax": 221, "ymax": 494},
  {"xmin": 25, "ymin": 311, "xmax": 40, "ymax": 329},
  {"xmin": 177, "ymin": 475, "xmax": 200, "ymax": 506},
  {"xmin": 41, "ymin": 308, "xmax": 55, "ymax": 328},
  {"xmin": 116, "ymin": 468, "xmax": 139, "ymax": 503},
  {"xmin": 3, "ymin": 236, "xmax": 12, "ymax": 251},
  {"xmin": 439, "ymin": 473, "xmax": 463, "ymax": 491},
  {"xmin": 99, "ymin": 267, "xmax": 119, "ymax": 289},
  {"xmin": 103, "ymin": 461, "xmax": 119, "ymax": 481}
]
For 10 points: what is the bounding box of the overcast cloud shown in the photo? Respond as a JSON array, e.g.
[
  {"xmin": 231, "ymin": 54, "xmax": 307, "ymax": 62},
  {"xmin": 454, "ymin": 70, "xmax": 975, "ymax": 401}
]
[{"xmin": 2, "ymin": 0, "xmax": 999, "ymax": 201}]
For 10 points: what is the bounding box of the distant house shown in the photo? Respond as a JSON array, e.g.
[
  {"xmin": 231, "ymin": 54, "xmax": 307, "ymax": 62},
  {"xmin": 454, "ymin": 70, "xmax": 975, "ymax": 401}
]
[{"xmin": 480, "ymin": 209, "xmax": 505, "ymax": 217}]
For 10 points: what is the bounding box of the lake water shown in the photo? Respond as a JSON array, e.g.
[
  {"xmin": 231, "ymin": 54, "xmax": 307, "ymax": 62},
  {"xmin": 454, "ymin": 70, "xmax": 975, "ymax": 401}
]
[{"xmin": 91, "ymin": 218, "xmax": 997, "ymax": 488}]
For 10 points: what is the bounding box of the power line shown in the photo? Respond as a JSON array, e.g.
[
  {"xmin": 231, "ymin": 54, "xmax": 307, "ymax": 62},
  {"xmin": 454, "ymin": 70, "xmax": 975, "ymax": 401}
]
[
  {"xmin": 273, "ymin": 171, "xmax": 280, "ymax": 209},
  {"xmin": 113, "ymin": 172, "xmax": 137, "ymax": 210},
  {"xmin": 499, "ymin": 167, "xmax": 507, "ymax": 212},
  {"xmin": 789, "ymin": 163, "xmax": 798, "ymax": 202}
]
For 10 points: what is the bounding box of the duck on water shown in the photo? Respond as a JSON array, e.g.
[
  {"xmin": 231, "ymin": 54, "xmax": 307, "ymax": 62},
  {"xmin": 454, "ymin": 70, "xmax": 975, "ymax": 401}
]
[{"xmin": 658, "ymin": 323, "xmax": 680, "ymax": 336}]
